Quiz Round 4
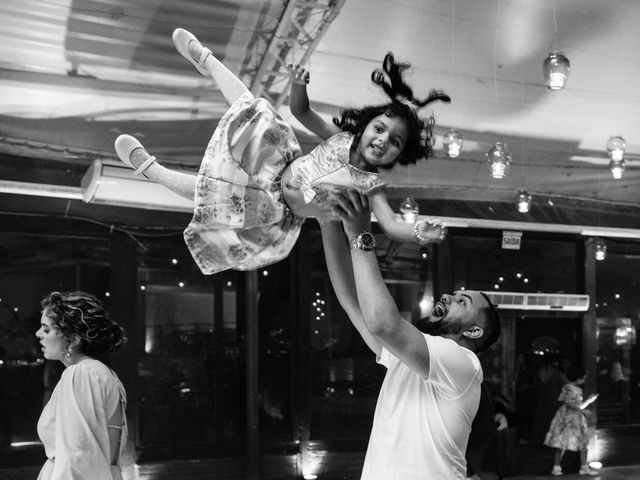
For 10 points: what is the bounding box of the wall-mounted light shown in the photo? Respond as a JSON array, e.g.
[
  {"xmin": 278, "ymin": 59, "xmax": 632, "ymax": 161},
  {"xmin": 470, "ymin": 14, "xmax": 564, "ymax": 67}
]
[
  {"xmin": 487, "ymin": 142, "xmax": 511, "ymax": 179},
  {"xmin": 442, "ymin": 129, "xmax": 463, "ymax": 158},
  {"xmin": 595, "ymin": 239, "xmax": 607, "ymax": 261},
  {"xmin": 399, "ymin": 197, "xmax": 419, "ymax": 223},
  {"xmin": 543, "ymin": 51, "xmax": 570, "ymax": 90},
  {"xmin": 515, "ymin": 191, "xmax": 532, "ymax": 213}
]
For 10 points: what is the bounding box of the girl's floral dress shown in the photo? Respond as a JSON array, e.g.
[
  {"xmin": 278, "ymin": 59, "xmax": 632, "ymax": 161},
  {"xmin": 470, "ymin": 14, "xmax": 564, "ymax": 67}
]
[
  {"xmin": 184, "ymin": 93, "xmax": 384, "ymax": 274},
  {"xmin": 543, "ymin": 383, "xmax": 589, "ymax": 451}
]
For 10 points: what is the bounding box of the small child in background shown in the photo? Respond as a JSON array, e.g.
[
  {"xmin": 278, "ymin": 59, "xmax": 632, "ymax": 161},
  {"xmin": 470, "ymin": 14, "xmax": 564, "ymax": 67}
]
[{"xmin": 543, "ymin": 369, "xmax": 599, "ymax": 476}]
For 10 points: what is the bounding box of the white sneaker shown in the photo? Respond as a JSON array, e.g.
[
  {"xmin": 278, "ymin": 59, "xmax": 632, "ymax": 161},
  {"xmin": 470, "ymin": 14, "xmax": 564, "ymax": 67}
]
[
  {"xmin": 579, "ymin": 465, "xmax": 598, "ymax": 476},
  {"xmin": 551, "ymin": 465, "xmax": 563, "ymax": 476}
]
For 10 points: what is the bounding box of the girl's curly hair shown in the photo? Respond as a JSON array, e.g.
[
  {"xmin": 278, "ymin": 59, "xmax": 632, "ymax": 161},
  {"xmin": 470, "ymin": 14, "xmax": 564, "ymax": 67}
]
[
  {"xmin": 333, "ymin": 52, "xmax": 450, "ymax": 169},
  {"xmin": 41, "ymin": 291, "xmax": 125, "ymax": 358}
]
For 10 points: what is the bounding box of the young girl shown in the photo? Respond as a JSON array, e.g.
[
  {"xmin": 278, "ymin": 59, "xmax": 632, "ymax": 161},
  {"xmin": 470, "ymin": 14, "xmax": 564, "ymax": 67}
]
[
  {"xmin": 115, "ymin": 28, "xmax": 450, "ymax": 275},
  {"xmin": 543, "ymin": 369, "xmax": 599, "ymax": 476}
]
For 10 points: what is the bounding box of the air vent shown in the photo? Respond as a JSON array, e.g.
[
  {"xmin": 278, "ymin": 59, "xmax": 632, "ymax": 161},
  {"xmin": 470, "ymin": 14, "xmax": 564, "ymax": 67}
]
[{"xmin": 483, "ymin": 291, "xmax": 590, "ymax": 311}]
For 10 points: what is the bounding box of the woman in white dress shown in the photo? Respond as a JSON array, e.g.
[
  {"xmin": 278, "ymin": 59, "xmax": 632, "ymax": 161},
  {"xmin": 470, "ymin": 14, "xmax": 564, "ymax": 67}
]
[{"xmin": 35, "ymin": 291, "xmax": 127, "ymax": 480}]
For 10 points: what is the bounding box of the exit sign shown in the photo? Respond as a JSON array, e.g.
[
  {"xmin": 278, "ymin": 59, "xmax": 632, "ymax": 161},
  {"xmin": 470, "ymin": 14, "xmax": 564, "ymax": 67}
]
[{"xmin": 502, "ymin": 231, "xmax": 522, "ymax": 250}]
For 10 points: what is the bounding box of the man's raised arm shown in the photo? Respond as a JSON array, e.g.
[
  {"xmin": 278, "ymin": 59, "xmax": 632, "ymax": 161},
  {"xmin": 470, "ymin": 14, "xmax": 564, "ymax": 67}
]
[
  {"xmin": 318, "ymin": 218, "xmax": 382, "ymax": 356},
  {"xmin": 333, "ymin": 191, "xmax": 432, "ymax": 377}
]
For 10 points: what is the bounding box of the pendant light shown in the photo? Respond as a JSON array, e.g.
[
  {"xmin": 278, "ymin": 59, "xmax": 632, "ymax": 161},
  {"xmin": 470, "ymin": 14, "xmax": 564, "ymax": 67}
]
[
  {"xmin": 442, "ymin": 129, "xmax": 463, "ymax": 158},
  {"xmin": 515, "ymin": 191, "xmax": 532, "ymax": 213},
  {"xmin": 595, "ymin": 239, "xmax": 607, "ymax": 261},
  {"xmin": 543, "ymin": 2, "xmax": 570, "ymax": 90},
  {"xmin": 607, "ymin": 135, "xmax": 626, "ymax": 161},
  {"xmin": 607, "ymin": 136, "xmax": 627, "ymax": 179},
  {"xmin": 486, "ymin": 142, "xmax": 511, "ymax": 179},
  {"xmin": 609, "ymin": 160, "xmax": 626, "ymax": 180},
  {"xmin": 399, "ymin": 197, "xmax": 419, "ymax": 223},
  {"xmin": 543, "ymin": 51, "xmax": 570, "ymax": 90}
]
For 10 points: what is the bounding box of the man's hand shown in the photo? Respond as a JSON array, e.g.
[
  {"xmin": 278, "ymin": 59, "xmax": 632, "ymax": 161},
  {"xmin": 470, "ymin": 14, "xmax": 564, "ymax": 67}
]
[{"xmin": 332, "ymin": 190, "xmax": 372, "ymax": 237}]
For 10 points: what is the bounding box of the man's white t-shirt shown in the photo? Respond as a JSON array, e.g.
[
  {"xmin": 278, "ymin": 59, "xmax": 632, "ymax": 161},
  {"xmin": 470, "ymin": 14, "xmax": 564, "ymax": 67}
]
[{"xmin": 360, "ymin": 334, "xmax": 482, "ymax": 480}]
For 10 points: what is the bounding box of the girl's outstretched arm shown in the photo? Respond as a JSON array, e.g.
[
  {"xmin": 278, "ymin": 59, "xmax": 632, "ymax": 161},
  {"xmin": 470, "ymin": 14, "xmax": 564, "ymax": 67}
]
[
  {"xmin": 288, "ymin": 64, "xmax": 341, "ymax": 141},
  {"xmin": 369, "ymin": 190, "xmax": 445, "ymax": 244}
]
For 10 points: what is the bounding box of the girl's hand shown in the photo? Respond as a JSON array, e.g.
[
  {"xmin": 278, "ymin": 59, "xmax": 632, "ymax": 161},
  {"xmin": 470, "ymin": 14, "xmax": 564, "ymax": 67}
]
[
  {"xmin": 415, "ymin": 219, "xmax": 447, "ymax": 244},
  {"xmin": 288, "ymin": 64, "xmax": 310, "ymax": 85}
]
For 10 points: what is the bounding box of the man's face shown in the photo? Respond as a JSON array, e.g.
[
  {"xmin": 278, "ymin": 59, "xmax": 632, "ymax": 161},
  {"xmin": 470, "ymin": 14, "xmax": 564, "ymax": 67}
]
[{"xmin": 419, "ymin": 290, "xmax": 486, "ymax": 336}]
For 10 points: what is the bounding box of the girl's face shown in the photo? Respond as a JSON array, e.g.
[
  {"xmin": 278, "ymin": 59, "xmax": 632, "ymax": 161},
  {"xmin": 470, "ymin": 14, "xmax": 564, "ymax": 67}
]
[
  {"xmin": 35, "ymin": 310, "xmax": 67, "ymax": 362},
  {"xmin": 358, "ymin": 114, "xmax": 408, "ymax": 167}
]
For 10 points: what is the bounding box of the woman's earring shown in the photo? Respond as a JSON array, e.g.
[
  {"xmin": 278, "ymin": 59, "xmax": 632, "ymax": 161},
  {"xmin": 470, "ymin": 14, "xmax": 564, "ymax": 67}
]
[{"xmin": 63, "ymin": 346, "xmax": 72, "ymax": 360}]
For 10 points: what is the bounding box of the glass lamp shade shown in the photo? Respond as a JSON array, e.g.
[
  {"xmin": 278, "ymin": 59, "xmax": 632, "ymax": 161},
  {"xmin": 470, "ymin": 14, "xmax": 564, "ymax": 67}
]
[
  {"xmin": 543, "ymin": 51, "xmax": 570, "ymax": 90},
  {"xmin": 609, "ymin": 159, "xmax": 626, "ymax": 180},
  {"xmin": 442, "ymin": 129, "xmax": 463, "ymax": 158},
  {"xmin": 606, "ymin": 135, "xmax": 627, "ymax": 161},
  {"xmin": 595, "ymin": 239, "xmax": 607, "ymax": 261},
  {"xmin": 515, "ymin": 191, "xmax": 532, "ymax": 213},
  {"xmin": 486, "ymin": 142, "xmax": 512, "ymax": 179},
  {"xmin": 399, "ymin": 197, "xmax": 419, "ymax": 223}
]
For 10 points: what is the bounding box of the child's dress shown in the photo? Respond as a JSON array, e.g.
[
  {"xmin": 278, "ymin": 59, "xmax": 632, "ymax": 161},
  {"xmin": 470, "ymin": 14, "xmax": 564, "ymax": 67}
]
[
  {"xmin": 543, "ymin": 383, "xmax": 589, "ymax": 452},
  {"xmin": 183, "ymin": 92, "xmax": 385, "ymax": 275}
]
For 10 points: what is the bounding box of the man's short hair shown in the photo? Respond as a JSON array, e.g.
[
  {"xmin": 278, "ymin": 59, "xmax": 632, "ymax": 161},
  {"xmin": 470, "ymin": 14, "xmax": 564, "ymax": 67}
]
[{"xmin": 477, "ymin": 292, "xmax": 501, "ymax": 352}]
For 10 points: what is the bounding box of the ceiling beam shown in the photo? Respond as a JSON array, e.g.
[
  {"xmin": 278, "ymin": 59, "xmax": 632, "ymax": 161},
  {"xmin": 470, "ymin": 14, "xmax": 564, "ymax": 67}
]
[
  {"xmin": 250, "ymin": 0, "xmax": 346, "ymax": 108},
  {"xmin": 0, "ymin": 66, "xmax": 216, "ymax": 97}
]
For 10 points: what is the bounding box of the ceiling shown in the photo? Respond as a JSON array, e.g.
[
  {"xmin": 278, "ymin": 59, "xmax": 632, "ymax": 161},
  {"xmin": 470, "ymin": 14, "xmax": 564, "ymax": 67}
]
[{"xmin": 2, "ymin": 0, "xmax": 640, "ymax": 236}]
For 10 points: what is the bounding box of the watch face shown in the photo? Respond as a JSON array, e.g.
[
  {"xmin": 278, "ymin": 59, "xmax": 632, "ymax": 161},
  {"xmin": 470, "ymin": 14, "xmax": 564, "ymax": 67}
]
[{"xmin": 359, "ymin": 232, "xmax": 375, "ymax": 250}]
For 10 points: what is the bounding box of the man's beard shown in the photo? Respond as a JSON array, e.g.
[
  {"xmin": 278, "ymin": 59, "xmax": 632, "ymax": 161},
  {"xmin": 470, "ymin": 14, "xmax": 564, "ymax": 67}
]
[{"xmin": 415, "ymin": 316, "xmax": 465, "ymax": 336}]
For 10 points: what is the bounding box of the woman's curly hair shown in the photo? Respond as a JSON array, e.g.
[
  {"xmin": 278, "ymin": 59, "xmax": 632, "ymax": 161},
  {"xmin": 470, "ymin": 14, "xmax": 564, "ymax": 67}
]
[
  {"xmin": 41, "ymin": 291, "xmax": 125, "ymax": 357},
  {"xmin": 333, "ymin": 52, "xmax": 451, "ymax": 169}
]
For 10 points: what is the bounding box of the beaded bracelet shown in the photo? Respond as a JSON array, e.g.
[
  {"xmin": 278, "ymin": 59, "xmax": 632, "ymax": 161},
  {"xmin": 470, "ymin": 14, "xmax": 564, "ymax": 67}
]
[{"xmin": 414, "ymin": 219, "xmax": 448, "ymax": 245}]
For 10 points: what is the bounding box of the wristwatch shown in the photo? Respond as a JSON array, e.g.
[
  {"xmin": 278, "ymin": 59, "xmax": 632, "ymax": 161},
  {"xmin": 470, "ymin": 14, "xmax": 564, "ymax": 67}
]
[{"xmin": 349, "ymin": 231, "xmax": 376, "ymax": 251}]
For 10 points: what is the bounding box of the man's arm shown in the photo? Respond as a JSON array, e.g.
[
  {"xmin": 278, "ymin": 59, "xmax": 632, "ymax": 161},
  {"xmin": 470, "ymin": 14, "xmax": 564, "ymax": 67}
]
[
  {"xmin": 319, "ymin": 218, "xmax": 382, "ymax": 356},
  {"xmin": 334, "ymin": 191, "xmax": 432, "ymax": 377},
  {"xmin": 288, "ymin": 64, "xmax": 341, "ymax": 141}
]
